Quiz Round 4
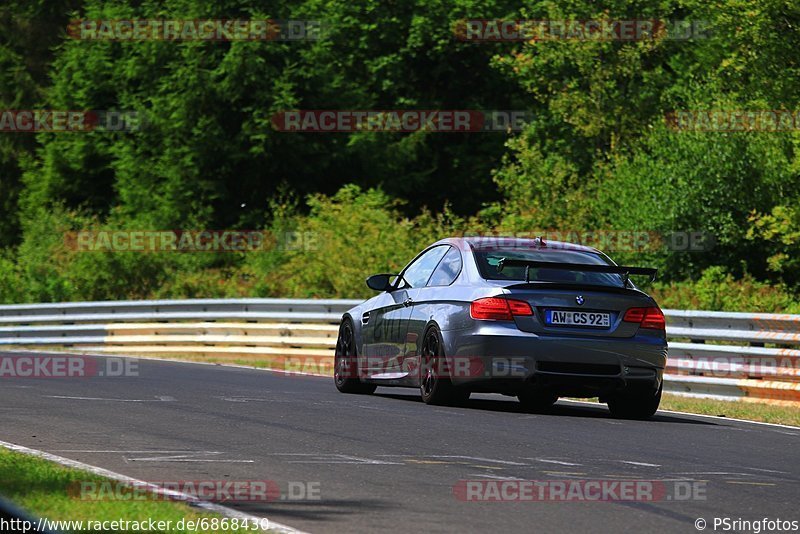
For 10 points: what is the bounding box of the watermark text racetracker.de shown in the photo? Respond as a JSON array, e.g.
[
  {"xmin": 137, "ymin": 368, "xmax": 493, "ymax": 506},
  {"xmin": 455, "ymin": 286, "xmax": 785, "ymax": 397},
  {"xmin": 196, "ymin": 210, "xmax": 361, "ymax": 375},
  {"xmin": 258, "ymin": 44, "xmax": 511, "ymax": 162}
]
[
  {"xmin": 672, "ymin": 355, "xmax": 800, "ymax": 380},
  {"xmin": 271, "ymin": 110, "xmax": 531, "ymax": 132},
  {"xmin": 70, "ymin": 479, "xmax": 321, "ymax": 503},
  {"xmin": 0, "ymin": 110, "xmax": 140, "ymax": 132},
  {"xmin": 0, "ymin": 355, "xmax": 138, "ymax": 378},
  {"xmin": 454, "ymin": 479, "xmax": 707, "ymax": 502},
  {"xmin": 64, "ymin": 230, "xmax": 318, "ymax": 252},
  {"xmin": 461, "ymin": 230, "xmax": 714, "ymax": 253},
  {"xmin": 454, "ymin": 19, "xmax": 709, "ymax": 41},
  {"xmin": 67, "ymin": 19, "xmax": 323, "ymax": 41},
  {"xmin": 666, "ymin": 110, "xmax": 800, "ymax": 132},
  {"xmin": 288, "ymin": 355, "xmax": 603, "ymax": 379}
]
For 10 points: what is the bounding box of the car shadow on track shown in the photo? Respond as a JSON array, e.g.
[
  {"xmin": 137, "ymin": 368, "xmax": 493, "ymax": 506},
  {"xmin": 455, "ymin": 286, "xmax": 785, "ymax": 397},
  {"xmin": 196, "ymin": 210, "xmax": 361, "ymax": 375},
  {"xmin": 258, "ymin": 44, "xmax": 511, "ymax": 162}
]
[
  {"xmin": 373, "ymin": 391, "xmax": 716, "ymax": 425},
  {"xmin": 229, "ymin": 498, "xmax": 394, "ymax": 523}
]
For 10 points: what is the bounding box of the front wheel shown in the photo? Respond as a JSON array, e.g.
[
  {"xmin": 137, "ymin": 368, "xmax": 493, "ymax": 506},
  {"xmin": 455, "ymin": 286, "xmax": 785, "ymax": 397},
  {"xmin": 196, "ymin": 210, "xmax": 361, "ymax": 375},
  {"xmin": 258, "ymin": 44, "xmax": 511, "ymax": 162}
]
[
  {"xmin": 607, "ymin": 383, "xmax": 662, "ymax": 419},
  {"xmin": 419, "ymin": 327, "xmax": 469, "ymax": 406},
  {"xmin": 334, "ymin": 319, "xmax": 376, "ymax": 395}
]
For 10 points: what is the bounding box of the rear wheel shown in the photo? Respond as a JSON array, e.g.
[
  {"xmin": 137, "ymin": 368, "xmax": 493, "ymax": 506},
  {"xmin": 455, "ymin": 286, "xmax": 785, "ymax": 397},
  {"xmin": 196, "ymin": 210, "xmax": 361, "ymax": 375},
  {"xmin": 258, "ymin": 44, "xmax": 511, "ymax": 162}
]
[
  {"xmin": 334, "ymin": 319, "xmax": 376, "ymax": 395},
  {"xmin": 420, "ymin": 327, "xmax": 469, "ymax": 406},
  {"xmin": 518, "ymin": 391, "xmax": 558, "ymax": 413},
  {"xmin": 607, "ymin": 383, "xmax": 662, "ymax": 419}
]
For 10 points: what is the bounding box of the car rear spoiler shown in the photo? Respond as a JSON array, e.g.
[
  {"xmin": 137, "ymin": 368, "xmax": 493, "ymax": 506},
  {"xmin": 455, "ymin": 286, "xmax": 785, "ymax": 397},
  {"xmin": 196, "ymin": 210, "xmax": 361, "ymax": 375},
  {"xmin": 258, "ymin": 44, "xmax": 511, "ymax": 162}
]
[{"xmin": 497, "ymin": 259, "xmax": 657, "ymax": 287}]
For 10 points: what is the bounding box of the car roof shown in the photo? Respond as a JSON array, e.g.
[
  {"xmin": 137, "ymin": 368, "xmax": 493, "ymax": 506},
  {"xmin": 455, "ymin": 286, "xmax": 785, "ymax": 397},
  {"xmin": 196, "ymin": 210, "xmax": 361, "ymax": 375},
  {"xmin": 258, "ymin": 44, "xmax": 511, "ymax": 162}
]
[{"xmin": 432, "ymin": 236, "xmax": 603, "ymax": 255}]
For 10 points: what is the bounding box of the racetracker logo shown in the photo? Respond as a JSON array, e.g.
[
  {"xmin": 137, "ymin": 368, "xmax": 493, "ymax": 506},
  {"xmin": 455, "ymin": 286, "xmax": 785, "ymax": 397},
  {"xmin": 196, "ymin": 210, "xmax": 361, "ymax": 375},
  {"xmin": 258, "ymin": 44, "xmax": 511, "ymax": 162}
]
[
  {"xmin": 69, "ymin": 480, "xmax": 321, "ymax": 502},
  {"xmin": 67, "ymin": 19, "xmax": 323, "ymax": 41},
  {"xmin": 308, "ymin": 355, "xmax": 528, "ymax": 379},
  {"xmin": 0, "ymin": 110, "xmax": 140, "ymax": 132},
  {"xmin": 666, "ymin": 110, "xmax": 800, "ymax": 132},
  {"xmin": 670, "ymin": 356, "xmax": 800, "ymax": 380},
  {"xmin": 454, "ymin": 19, "xmax": 709, "ymax": 41},
  {"xmin": 64, "ymin": 230, "xmax": 318, "ymax": 252},
  {"xmin": 460, "ymin": 230, "xmax": 715, "ymax": 253},
  {"xmin": 271, "ymin": 110, "xmax": 531, "ymax": 132},
  {"xmin": 453, "ymin": 480, "xmax": 707, "ymax": 502},
  {"xmin": 0, "ymin": 355, "xmax": 138, "ymax": 378}
]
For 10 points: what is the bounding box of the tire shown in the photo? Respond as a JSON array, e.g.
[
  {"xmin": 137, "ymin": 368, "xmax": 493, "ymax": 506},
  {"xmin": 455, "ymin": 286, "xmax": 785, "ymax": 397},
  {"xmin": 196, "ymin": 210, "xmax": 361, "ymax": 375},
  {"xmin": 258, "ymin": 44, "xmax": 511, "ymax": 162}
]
[
  {"xmin": 419, "ymin": 326, "xmax": 469, "ymax": 406},
  {"xmin": 334, "ymin": 319, "xmax": 377, "ymax": 395},
  {"xmin": 518, "ymin": 391, "xmax": 558, "ymax": 413},
  {"xmin": 607, "ymin": 383, "xmax": 662, "ymax": 419}
]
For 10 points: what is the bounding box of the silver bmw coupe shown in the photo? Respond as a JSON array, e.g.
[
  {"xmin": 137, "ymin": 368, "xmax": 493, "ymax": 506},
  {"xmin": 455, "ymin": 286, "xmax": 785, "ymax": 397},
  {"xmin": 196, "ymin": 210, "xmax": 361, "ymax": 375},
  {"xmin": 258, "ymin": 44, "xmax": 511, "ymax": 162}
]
[{"xmin": 334, "ymin": 237, "xmax": 668, "ymax": 419}]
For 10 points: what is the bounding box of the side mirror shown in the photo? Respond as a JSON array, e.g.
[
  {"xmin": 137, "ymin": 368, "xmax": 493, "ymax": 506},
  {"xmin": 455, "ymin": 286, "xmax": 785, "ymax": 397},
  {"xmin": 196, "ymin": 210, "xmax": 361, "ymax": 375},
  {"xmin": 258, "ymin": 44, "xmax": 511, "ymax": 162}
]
[{"xmin": 366, "ymin": 274, "xmax": 395, "ymax": 292}]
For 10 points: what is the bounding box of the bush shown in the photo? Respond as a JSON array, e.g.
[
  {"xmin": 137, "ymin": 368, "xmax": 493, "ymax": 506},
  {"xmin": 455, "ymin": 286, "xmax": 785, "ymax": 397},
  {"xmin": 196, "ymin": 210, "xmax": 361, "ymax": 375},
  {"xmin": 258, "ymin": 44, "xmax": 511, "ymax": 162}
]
[
  {"xmin": 3, "ymin": 206, "xmax": 238, "ymax": 303},
  {"xmin": 263, "ymin": 185, "xmax": 464, "ymax": 299},
  {"xmin": 3, "ymin": 185, "xmax": 799, "ymax": 314},
  {"xmin": 747, "ymin": 204, "xmax": 800, "ymax": 286},
  {"xmin": 651, "ymin": 266, "xmax": 800, "ymax": 313},
  {"xmin": 0, "ymin": 252, "xmax": 23, "ymax": 303}
]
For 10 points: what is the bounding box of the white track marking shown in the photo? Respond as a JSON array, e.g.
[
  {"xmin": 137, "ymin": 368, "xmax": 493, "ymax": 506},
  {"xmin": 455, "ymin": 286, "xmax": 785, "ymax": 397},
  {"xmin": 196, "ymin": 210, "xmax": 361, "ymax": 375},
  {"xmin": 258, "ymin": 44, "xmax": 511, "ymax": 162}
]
[
  {"xmin": 126, "ymin": 451, "xmax": 253, "ymax": 463},
  {"xmin": 354, "ymin": 404, "xmax": 416, "ymax": 415},
  {"xmin": 0, "ymin": 439, "xmax": 304, "ymax": 534},
  {"xmin": 44, "ymin": 395, "xmax": 174, "ymax": 402},
  {"xmin": 217, "ymin": 396, "xmax": 294, "ymax": 403},
  {"xmin": 53, "ymin": 449, "xmax": 203, "ymax": 453},
  {"xmin": 53, "ymin": 449, "xmax": 255, "ymax": 463},
  {"xmin": 618, "ymin": 461, "xmax": 661, "ymax": 467},
  {"xmin": 271, "ymin": 453, "xmax": 402, "ymax": 465},
  {"xmin": 672, "ymin": 471, "xmax": 755, "ymax": 477},
  {"xmin": 468, "ymin": 474, "xmax": 524, "ymax": 480},
  {"xmin": 742, "ymin": 467, "xmax": 790, "ymax": 474},
  {"xmin": 129, "ymin": 458, "xmax": 255, "ymax": 463},
  {"xmin": 425, "ymin": 455, "xmax": 528, "ymax": 466},
  {"xmin": 526, "ymin": 459, "xmax": 582, "ymax": 467}
]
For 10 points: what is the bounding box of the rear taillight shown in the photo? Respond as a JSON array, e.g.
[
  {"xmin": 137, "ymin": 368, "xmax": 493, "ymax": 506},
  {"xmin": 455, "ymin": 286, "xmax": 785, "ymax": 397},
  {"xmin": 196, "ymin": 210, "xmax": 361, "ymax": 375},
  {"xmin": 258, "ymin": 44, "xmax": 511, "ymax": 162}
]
[
  {"xmin": 470, "ymin": 297, "xmax": 533, "ymax": 321},
  {"xmin": 623, "ymin": 306, "xmax": 665, "ymax": 330}
]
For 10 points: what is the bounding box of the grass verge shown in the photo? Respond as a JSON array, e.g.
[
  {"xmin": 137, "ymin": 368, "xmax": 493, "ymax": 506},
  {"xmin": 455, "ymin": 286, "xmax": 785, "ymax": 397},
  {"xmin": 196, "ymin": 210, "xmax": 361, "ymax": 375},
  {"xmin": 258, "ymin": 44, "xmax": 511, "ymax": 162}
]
[
  {"xmin": 658, "ymin": 393, "xmax": 800, "ymax": 427},
  {"xmin": 0, "ymin": 448, "xmax": 267, "ymax": 533},
  {"xmin": 572, "ymin": 394, "xmax": 800, "ymax": 426}
]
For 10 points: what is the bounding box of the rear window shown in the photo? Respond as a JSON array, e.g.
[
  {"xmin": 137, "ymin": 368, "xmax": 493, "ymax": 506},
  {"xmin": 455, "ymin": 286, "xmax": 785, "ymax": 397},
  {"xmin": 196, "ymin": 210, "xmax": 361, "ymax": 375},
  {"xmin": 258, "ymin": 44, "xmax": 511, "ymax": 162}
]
[{"xmin": 473, "ymin": 248, "xmax": 622, "ymax": 287}]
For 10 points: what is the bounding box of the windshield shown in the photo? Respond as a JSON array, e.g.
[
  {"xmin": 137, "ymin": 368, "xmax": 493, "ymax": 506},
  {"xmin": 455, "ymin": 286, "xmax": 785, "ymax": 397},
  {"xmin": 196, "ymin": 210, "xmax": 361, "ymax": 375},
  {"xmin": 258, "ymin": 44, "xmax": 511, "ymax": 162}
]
[{"xmin": 473, "ymin": 248, "xmax": 623, "ymax": 287}]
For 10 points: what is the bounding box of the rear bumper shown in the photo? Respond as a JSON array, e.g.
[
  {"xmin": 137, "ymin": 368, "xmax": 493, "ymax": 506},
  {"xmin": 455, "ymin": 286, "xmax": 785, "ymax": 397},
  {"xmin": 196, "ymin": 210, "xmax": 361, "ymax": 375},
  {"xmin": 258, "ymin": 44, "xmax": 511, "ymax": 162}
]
[{"xmin": 442, "ymin": 322, "xmax": 667, "ymax": 396}]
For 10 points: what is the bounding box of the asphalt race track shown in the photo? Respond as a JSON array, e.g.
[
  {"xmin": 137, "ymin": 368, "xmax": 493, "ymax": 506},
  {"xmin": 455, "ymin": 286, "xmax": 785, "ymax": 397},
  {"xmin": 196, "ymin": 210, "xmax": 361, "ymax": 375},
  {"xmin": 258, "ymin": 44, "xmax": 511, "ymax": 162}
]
[{"xmin": 1, "ymin": 352, "xmax": 798, "ymax": 533}]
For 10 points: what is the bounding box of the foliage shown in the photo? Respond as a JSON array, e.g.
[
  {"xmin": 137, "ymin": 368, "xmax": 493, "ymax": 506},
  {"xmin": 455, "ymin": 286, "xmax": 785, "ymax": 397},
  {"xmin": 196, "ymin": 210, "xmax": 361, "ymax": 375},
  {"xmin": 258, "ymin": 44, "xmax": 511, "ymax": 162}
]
[
  {"xmin": 651, "ymin": 266, "xmax": 800, "ymax": 313},
  {"xmin": 747, "ymin": 204, "xmax": 800, "ymax": 286},
  {"xmin": 265, "ymin": 185, "xmax": 466, "ymax": 299},
  {"xmin": 0, "ymin": 0, "xmax": 799, "ymax": 310}
]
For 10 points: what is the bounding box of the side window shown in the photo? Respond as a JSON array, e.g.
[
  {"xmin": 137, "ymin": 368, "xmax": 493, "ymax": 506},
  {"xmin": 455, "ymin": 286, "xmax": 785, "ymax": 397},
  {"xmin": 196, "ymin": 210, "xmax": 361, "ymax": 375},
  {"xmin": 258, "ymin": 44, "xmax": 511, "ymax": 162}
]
[
  {"xmin": 402, "ymin": 246, "xmax": 449, "ymax": 288},
  {"xmin": 427, "ymin": 247, "xmax": 462, "ymax": 286}
]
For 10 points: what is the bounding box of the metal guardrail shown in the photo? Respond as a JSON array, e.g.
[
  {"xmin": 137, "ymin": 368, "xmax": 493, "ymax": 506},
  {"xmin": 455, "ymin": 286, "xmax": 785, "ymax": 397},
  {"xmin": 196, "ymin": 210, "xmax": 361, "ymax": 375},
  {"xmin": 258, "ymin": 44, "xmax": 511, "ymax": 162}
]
[
  {"xmin": 660, "ymin": 308, "xmax": 800, "ymax": 405},
  {"xmin": 0, "ymin": 300, "xmax": 798, "ymax": 406}
]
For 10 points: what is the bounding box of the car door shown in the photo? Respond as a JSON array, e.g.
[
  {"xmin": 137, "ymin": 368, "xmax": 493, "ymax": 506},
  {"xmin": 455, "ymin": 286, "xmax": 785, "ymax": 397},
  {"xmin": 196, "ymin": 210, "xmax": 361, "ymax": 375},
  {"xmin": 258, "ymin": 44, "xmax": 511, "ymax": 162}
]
[
  {"xmin": 404, "ymin": 246, "xmax": 463, "ymax": 377},
  {"xmin": 362, "ymin": 245, "xmax": 449, "ymax": 377},
  {"xmin": 361, "ymin": 289, "xmax": 410, "ymax": 377}
]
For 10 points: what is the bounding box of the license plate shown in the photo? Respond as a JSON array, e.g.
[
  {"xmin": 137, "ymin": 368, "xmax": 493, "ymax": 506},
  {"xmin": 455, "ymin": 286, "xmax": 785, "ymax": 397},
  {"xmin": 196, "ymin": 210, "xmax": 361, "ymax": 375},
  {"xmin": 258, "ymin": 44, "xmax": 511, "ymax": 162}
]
[{"xmin": 545, "ymin": 310, "xmax": 610, "ymax": 328}]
